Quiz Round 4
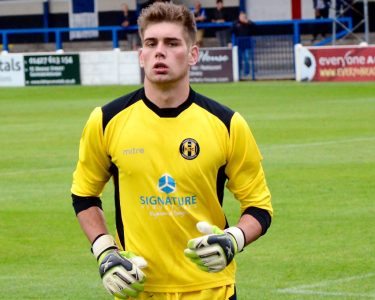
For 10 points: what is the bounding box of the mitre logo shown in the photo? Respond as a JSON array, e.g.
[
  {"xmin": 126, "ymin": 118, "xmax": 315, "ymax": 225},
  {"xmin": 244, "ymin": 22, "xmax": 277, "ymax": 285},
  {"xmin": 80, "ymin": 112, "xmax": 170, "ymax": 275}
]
[{"xmin": 179, "ymin": 138, "xmax": 200, "ymax": 160}]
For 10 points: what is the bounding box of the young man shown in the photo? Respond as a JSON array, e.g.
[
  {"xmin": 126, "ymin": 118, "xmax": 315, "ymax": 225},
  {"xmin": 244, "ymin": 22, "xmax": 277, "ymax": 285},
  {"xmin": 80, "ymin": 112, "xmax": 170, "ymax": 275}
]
[{"xmin": 71, "ymin": 2, "xmax": 273, "ymax": 300}]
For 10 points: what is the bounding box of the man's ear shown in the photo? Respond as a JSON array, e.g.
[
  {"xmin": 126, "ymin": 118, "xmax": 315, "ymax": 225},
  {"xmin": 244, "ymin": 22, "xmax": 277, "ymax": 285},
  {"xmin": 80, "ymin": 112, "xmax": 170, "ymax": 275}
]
[
  {"xmin": 188, "ymin": 45, "xmax": 199, "ymax": 66},
  {"xmin": 139, "ymin": 48, "xmax": 144, "ymax": 68}
]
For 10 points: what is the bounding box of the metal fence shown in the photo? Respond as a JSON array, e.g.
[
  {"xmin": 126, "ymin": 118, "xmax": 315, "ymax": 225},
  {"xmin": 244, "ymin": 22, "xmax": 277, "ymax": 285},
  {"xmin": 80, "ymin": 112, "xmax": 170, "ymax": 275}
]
[
  {"xmin": 234, "ymin": 17, "xmax": 353, "ymax": 80},
  {"xmin": 1, "ymin": 18, "xmax": 353, "ymax": 81},
  {"xmin": 236, "ymin": 35, "xmax": 295, "ymax": 81}
]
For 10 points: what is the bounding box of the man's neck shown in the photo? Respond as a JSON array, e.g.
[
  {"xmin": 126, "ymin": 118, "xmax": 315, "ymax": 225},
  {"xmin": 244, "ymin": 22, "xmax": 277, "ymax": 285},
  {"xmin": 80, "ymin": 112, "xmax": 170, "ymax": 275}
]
[{"xmin": 144, "ymin": 79, "xmax": 190, "ymax": 108}]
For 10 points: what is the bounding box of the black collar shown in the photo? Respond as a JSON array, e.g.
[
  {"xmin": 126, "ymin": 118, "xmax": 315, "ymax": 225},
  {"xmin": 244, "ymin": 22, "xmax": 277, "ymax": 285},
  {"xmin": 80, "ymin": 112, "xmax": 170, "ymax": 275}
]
[{"xmin": 141, "ymin": 87, "xmax": 195, "ymax": 118}]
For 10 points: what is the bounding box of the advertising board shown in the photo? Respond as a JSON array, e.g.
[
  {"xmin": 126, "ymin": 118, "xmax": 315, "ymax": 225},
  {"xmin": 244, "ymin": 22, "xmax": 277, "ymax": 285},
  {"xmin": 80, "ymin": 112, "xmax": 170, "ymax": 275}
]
[
  {"xmin": 190, "ymin": 48, "xmax": 234, "ymax": 83},
  {"xmin": 24, "ymin": 54, "xmax": 80, "ymax": 86},
  {"xmin": 0, "ymin": 54, "xmax": 24, "ymax": 87},
  {"xmin": 295, "ymin": 44, "xmax": 375, "ymax": 82}
]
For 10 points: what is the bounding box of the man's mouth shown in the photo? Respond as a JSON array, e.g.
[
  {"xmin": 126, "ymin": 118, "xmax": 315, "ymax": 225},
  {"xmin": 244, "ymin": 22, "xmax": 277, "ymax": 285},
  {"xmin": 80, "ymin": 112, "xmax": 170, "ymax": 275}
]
[{"xmin": 153, "ymin": 63, "xmax": 168, "ymax": 74}]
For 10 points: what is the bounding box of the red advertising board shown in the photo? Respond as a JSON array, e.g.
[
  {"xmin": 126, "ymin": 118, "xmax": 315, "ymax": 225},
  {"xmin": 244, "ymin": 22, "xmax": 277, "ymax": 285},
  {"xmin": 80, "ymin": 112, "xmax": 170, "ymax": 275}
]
[{"xmin": 308, "ymin": 45, "xmax": 375, "ymax": 82}]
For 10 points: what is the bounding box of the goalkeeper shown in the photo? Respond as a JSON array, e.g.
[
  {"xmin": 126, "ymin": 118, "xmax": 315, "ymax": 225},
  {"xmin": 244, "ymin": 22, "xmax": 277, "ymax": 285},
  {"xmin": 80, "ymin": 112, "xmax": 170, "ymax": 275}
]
[{"xmin": 70, "ymin": 2, "xmax": 273, "ymax": 300}]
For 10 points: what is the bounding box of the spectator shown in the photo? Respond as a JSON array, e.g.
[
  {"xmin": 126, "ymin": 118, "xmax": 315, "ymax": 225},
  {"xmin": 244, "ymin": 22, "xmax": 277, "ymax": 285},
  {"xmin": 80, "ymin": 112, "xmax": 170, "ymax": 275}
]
[
  {"xmin": 191, "ymin": 0, "xmax": 206, "ymax": 47},
  {"xmin": 336, "ymin": 0, "xmax": 353, "ymax": 18},
  {"xmin": 233, "ymin": 11, "xmax": 254, "ymax": 78},
  {"xmin": 233, "ymin": 11, "xmax": 254, "ymax": 37},
  {"xmin": 120, "ymin": 3, "xmax": 139, "ymax": 50},
  {"xmin": 312, "ymin": 0, "xmax": 331, "ymax": 42},
  {"xmin": 211, "ymin": 0, "xmax": 231, "ymax": 47}
]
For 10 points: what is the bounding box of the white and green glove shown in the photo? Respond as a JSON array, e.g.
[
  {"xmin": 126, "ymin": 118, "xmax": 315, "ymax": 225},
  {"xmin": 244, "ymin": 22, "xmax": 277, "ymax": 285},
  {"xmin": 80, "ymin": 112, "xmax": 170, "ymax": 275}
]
[
  {"xmin": 92, "ymin": 234, "xmax": 147, "ymax": 299},
  {"xmin": 184, "ymin": 221, "xmax": 245, "ymax": 273}
]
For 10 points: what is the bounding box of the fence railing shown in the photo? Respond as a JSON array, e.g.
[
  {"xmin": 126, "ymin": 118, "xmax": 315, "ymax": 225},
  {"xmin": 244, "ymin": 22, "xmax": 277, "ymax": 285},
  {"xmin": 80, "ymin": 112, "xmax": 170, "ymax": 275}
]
[
  {"xmin": 252, "ymin": 17, "xmax": 353, "ymax": 46},
  {"xmin": 0, "ymin": 22, "xmax": 233, "ymax": 52},
  {"xmin": 1, "ymin": 18, "xmax": 352, "ymax": 53},
  {"xmin": 1, "ymin": 26, "xmax": 133, "ymax": 52},
  {"xmin": 234, "ymin": 17, "xmax": 353, "ymax": 80},
  {"xmin": 237, "ymin": 35, "xmax": 295, "ymax": 80}
]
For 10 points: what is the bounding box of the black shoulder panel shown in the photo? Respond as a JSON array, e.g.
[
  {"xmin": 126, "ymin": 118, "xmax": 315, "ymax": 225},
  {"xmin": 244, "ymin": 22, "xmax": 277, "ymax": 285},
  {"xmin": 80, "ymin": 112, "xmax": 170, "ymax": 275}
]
[
  {"xmin": 192, "ymin": 91, "xmax": 234, "ymax": 133},
  {"xmin": 101, "ymin": 88, "xmax": 144, "ymax": 132}
]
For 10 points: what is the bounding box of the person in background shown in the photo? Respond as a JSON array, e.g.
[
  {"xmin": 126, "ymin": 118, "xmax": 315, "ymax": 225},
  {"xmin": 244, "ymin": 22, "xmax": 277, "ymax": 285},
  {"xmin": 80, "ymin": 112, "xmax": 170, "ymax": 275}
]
[
  {"xmin": 120, "ymin": 3, "xmax": 140, "ymax": 50},
  {"xmin": 211, "ymin": 0, "xmax": 231, "ymax": 47},
  {"xmin": 335, "ymin": 0, "xmax": 353, "ymax": 18},
  {"xmin": 232, "ymin": 11, "xmax": 254, "ymax": 78},
  {"xmin": 312, "ymin": 0, "xmax": 331, "ymax": 42},
  {"xmin": 191, "ymin": 0, "xmax": 206, "ymax": 47},
  {"xmin": 71, "ymin": 2, "xmax": 272, "ymax": 300},
  {"xmin": 233, "ymin": 11, "xmax": 254, "ymax": 37}
]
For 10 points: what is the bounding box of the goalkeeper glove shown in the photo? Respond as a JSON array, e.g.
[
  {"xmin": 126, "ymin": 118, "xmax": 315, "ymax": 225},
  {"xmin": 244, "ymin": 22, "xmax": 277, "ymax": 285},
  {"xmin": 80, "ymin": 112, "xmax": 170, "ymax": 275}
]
[
  {"xmin": 92, "ymin": 234, "xmax": 147, "ymax": 299},
  {"xmin": 184, "ymin": 221, "xmax": 245, "ymax": 273}
]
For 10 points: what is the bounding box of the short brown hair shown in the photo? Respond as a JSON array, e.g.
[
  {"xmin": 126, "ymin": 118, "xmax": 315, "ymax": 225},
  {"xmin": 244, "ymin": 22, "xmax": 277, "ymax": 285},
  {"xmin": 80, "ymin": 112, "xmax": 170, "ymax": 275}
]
[{"xmin": 137, "ymin": 2, "xmax": 197, "ymax": 45}]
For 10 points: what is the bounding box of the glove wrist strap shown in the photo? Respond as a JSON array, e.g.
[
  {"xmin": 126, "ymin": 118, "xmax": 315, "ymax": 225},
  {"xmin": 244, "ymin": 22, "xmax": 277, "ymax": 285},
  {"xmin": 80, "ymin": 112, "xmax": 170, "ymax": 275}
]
[
  {"xmin": 92, "ymin": 234, "xmax": 118, "ymax": 260},
  {"xmin": 225, "ymin": 227, "xmax": 245, "ymax": 252}
]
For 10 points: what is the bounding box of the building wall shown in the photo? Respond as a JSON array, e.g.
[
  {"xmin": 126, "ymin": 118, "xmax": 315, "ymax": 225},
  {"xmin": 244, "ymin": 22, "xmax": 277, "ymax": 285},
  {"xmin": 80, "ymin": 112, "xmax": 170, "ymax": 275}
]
[
  {"xmin": 246, "ymin": 0, "xmax": 291, "ymax": 21},
  {"xmin": 0, "ymin": 0, "xmax": 137, "ymax": 17},
  {"xmin": 0, "ymin": 0, "xmax": 373, "ymax": 31},
  {"xmin": 80, "ymin": 50, "xmax": 140, "ymax": 85}
]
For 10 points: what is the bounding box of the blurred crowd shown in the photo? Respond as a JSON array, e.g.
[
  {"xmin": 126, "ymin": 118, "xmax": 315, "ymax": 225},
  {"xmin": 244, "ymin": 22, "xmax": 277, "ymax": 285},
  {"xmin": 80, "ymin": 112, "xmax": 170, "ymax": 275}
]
[{"xmin": 119, "ymin": 0, "xmax": 252, "ymax": 49}]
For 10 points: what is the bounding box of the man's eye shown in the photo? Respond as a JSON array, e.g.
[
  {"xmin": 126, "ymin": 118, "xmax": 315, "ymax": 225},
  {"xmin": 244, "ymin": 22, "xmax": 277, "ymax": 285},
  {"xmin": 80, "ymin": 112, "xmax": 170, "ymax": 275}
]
[{"xmin": 145, "ymin": 41, "xmax": 156, "ymax": 47}]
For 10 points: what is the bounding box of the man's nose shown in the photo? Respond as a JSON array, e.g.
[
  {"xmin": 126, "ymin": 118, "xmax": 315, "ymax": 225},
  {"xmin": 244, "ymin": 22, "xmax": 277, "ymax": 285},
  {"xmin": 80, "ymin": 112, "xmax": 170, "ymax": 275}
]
[{"xmin": 155, "ymin": 42, "xmax": 166, "ymax": 57}]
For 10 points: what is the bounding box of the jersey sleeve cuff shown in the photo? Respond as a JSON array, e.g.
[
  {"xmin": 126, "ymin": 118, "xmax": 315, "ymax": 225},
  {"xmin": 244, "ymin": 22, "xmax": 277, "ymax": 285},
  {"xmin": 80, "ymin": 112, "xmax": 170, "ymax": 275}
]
[
  {"xmin": 242, "ymin": 206, "xmax": 272, "ymax": 235},
  {"xmin": 71, "ymin": 194, "xmax": 103, "ymax": 215}
]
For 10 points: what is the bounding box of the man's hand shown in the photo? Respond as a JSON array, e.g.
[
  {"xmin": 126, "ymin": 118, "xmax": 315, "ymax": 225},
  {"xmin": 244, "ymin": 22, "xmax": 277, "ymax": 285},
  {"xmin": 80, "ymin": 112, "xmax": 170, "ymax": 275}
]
[
  {"xmin": 184, "ymin": 221, "xmax": 245, "ymax": 273},
  {"xmin": 92, "ymin": 235, "xmax": 147, "ymax": 299},
  {"xmin": 98, "ymin": 250, "xmax": 147, "ymax": 299}
]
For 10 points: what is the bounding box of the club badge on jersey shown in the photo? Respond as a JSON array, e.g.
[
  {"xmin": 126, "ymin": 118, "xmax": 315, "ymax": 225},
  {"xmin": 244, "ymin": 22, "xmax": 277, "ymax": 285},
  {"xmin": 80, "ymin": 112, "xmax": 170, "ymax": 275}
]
[{"xmin": 180, "ymin": 138, "xmax": 200, "ymax": 160}]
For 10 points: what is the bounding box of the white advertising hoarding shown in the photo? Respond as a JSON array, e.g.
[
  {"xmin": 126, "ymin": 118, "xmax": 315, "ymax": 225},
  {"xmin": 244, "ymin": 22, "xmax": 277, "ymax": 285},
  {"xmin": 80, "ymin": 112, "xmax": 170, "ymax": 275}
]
[{"xmin": 0, "ymin": 54, "xmax": 25, "ymax": 87}]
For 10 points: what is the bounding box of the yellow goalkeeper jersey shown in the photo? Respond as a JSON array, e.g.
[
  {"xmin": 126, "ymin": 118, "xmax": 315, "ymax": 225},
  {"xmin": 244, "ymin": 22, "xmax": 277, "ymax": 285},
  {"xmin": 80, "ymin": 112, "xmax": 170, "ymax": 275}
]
[{"xmin": 71, "ymin": 87, "xmax": 272, "ymax": 293}]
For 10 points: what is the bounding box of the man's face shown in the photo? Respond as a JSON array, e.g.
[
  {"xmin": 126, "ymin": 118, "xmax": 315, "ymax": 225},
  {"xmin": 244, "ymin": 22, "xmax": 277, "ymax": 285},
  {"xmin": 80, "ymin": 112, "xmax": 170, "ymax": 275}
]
[
  {"xmin": 139, "ymin": 22, "xmax": 198, "ymax": 85},
  {"xmin": 239, "ymin": 12, "xmax": 247, "ymax": 23}
]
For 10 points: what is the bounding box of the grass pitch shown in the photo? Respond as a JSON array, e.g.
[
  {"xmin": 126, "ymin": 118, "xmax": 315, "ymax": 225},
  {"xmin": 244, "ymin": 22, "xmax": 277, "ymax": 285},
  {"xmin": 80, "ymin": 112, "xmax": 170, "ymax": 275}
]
[{"xmin": 0, "ymin": 82, "xmax": 374, "ymax": 299}]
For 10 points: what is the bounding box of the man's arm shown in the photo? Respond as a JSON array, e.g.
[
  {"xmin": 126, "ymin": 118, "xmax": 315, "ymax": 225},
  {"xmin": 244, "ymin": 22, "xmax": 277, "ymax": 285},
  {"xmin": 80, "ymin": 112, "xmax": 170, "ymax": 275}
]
[
  {"xmin": 184, "ymin": 112, "xmax": 273, "ymax": 272},
  {"xmin": 236, "ymin": 213, "xmax": 263, "ymax": 246},
  {"xmin": 77, "ymin": 206, "xmax": 109, "ymax": 243}
]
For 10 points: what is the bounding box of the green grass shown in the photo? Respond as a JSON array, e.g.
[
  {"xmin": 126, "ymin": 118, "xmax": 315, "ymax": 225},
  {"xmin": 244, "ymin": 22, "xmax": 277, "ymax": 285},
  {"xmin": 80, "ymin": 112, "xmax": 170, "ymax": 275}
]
[{"xmin": 0, "ymin": 82, "xmax": 374, "ymax": 299}]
